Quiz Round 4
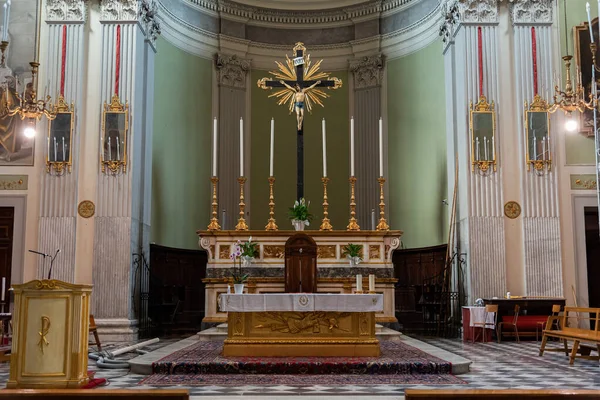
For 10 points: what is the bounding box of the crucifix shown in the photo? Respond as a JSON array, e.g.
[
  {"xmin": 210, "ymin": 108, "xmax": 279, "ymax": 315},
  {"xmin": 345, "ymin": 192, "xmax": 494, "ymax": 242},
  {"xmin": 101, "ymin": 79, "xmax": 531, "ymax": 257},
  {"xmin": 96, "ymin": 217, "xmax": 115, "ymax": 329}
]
[{"xmin": 257, "ymin": 42, "xmax": 342, "ymax": 200}]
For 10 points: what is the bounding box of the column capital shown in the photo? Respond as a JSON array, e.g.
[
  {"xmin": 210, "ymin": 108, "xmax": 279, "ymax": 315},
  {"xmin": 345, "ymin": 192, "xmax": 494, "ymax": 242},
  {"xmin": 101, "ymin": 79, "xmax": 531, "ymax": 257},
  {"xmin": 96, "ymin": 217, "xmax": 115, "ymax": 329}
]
[
  {"xmin": 215, "ymin": 53, "xmax": 250, "ymax": 89},
  {"xmin": 504, "ymin": 0, "xmax": 553, "ymax": 25},
  {"xmin": 349, "ymin": 54, "xmax": 384, "ymax": 90},
  {"xmin": 46, "ymin": 0, "xmax": 88, "ymax": 23},
  {"xmin": 440, "ymin": 0, "xmax": 499, "ymax": 26},
  {"xmin": 100, "ymin": 0, "xmax": 139, "ymax": 22}
]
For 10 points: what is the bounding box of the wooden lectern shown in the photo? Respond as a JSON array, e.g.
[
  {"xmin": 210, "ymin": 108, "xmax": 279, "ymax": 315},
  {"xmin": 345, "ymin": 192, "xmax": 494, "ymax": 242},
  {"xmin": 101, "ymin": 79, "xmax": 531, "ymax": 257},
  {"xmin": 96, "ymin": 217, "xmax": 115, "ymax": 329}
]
[
  {"xmin": 7, "ymin": 280, "xmax": 92, "ymax": 388},
  {"xmin": 284, "ymin": 233, "xmax": 317, "ymax": 293}
]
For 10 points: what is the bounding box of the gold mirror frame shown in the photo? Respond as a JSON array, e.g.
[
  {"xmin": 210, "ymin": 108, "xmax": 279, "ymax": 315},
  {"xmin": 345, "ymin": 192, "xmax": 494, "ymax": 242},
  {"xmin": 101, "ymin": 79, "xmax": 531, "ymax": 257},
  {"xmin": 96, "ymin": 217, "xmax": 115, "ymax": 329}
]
[
  {"xmin": 470, "ymin": 95, "xmax": 496, "ymax": 174},
  {"xmin": 525, "ymin": 94, "xmax": 551, "ymax": 173},
  {"xmin": 101, "ymin": 94, "xmax": 128, "ymax": 174},
  {"xmin": 46, "ymin": 95, "xmax": 74, "ymax": 175}
]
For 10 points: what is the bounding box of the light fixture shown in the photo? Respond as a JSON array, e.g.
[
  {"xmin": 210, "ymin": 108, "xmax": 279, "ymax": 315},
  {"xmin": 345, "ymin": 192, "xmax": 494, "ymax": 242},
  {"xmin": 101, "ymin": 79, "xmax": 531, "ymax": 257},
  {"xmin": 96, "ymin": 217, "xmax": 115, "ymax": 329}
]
[
  {"xmin": 565, "ymin": 117, "xmax": 578, "ymax": 132},
  {"xmin": 23, "ymin": 119, "xmax": 35, "ymax": 138},
  {"xmin": 5, "ymin": 61, "xmax": 55, "ymax": 122}
]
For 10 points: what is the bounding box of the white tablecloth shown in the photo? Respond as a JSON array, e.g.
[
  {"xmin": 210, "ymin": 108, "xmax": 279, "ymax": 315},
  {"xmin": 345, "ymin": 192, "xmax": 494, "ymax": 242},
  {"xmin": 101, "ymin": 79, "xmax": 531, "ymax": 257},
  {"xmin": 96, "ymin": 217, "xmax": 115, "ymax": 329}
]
[
  {"xmin": 220, "ymin": 293, "xmax": 384, "ymax": 312},
  {"xmin": 465, "ymin": 306, "xmax": 496, "ymax": 328}
]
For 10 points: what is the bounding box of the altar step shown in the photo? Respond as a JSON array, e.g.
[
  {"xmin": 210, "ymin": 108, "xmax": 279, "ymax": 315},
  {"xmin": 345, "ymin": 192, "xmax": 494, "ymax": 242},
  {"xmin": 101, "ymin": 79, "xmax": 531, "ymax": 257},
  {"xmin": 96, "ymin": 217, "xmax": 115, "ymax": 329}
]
[{"xmin": 196, "ymin": 323, "xmax": 403, "ymax": 342}]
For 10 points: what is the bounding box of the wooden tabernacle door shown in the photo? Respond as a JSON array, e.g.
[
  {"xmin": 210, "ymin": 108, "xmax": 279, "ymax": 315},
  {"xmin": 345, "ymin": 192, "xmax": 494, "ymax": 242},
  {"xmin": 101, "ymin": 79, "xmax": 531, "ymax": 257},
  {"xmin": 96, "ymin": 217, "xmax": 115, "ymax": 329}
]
[{"xmin": 284, "ymin": 233, "xmax": 317, "ymax": 293}]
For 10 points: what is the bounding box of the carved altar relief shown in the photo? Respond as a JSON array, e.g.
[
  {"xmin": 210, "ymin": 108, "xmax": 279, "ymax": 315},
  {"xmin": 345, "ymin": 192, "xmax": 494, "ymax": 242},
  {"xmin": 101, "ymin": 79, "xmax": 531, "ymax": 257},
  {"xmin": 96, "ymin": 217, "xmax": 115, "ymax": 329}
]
[
  {"xmin": 216, "ymin": 53, "xmax": 251, "ymax": 89},
  {"xmin": 350, "ymin": 55, "xmax": 384, "ymax": 90}
]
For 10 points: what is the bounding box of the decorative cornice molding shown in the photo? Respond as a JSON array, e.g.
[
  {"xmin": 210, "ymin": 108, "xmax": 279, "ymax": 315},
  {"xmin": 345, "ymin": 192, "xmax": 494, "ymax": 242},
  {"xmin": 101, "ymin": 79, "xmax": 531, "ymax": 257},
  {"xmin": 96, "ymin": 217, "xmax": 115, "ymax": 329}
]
[
  {"xmin": 46, "ymin": 0, "xmax": 87, "ymax": 23},
  {"xmin": 506, "ymin": 0, "xmax": 552, "ymax": 25},
  {"xmin": 139, "ymin": 0, "xmax": 161, "ymax": 45},
  {"xmin": 215, "ymin": 53, "xmax": 250, "ymax": 89},
  {"xmin": 101, "ymin": 0, "xmax": 139, "ymax": 21},
  {"xmin": 349, "ymin": 54, "xmax": 385, "ymax": 89},
  {"xmin": 439, "ymin": 0, "xmax": 459, "ymax": 48}
]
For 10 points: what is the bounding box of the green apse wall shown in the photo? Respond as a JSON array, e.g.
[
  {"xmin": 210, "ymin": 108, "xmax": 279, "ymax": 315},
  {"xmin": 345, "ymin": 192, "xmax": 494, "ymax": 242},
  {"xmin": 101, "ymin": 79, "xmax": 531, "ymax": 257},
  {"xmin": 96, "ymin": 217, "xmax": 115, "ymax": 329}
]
[
  {"xmin": 560, "ymin": 0, "xmax": 595, "ymax": 164},
  {"xmin": 387, "ymin": 41, "xmax": 447, "ymax": 249},
  {"xmin": 151, "ymin": 37, "xmax": 213, "ymax": 249},
  {"xmin": 250, "ymin": 70, "xmax": 349, "ymax": 230}
]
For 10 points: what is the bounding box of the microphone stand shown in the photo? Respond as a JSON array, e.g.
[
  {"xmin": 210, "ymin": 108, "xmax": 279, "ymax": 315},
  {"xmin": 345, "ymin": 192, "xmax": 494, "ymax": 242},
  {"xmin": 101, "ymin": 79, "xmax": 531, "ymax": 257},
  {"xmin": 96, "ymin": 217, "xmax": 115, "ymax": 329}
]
[
  {"xmin": 48, "ymin": 249, "xmax": 60, "ymax": 280},
  {"xmin": 28, "ymin": 250, "xmax": 49, "ymax": 279}
]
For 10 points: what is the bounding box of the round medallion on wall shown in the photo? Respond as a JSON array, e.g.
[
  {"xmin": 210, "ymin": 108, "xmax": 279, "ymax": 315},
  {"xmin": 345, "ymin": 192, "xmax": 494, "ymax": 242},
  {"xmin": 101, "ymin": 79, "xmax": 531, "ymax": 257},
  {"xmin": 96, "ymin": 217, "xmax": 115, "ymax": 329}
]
[
  {"xmin": 78, "ymin": 200, "xmax": 95, "ymax": 218},
  {"xmin": 504, "ymin": 201, "xmax": 521, "ymax": 219}
]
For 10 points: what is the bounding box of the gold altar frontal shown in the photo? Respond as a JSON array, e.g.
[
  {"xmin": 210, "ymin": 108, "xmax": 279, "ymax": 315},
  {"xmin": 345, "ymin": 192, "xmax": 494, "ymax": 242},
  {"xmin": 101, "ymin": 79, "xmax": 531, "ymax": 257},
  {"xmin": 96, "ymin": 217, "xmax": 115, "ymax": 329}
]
[{"xmin": 223, "ymin": 311, "xmax": 380, "ymax": 357}]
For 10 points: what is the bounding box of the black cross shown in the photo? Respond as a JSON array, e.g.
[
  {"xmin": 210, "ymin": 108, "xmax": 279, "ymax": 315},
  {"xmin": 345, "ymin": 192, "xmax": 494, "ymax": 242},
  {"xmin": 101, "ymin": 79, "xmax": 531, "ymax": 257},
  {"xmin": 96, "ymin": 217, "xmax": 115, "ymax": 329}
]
[{"xmin": 263, "ymin": 46, "xmax": 335, "ymax": 200}]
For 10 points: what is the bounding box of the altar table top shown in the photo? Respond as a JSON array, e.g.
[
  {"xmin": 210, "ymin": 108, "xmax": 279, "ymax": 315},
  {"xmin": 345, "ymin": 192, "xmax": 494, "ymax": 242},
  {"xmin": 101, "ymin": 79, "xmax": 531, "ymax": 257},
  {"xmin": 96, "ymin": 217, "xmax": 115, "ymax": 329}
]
[{"xmin": 220, "ymin": 293, "xmax": 384, "ymax": 312}]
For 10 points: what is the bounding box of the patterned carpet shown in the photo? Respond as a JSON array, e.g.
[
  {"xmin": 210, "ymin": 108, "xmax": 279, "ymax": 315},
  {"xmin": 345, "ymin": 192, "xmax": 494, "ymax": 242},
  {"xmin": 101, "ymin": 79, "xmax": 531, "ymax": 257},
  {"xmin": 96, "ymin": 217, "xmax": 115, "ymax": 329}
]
[{"xmin": 151, "ymin": 340, "xmax": 454, "ymax": 375}]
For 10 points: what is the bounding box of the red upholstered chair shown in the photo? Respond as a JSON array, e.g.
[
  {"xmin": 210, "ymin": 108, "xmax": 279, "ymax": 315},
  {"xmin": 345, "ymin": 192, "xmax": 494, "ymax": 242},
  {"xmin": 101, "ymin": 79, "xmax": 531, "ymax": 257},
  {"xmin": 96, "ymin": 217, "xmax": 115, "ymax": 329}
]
[{"xmin": 497, "ymin": 304, "xmax": 520, "ymax": 343}]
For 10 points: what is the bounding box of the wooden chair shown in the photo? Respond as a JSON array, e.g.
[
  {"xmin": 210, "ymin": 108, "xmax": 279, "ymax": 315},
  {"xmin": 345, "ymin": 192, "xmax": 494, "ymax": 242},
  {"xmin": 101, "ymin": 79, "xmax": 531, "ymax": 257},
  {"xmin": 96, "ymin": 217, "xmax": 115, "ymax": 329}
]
[
  {"xmin": 497, "ymin": 304, "xmax": 520, "ymax": 343},
  {"xmin": 536, "ymin": 304, "xmax": 561, "ymax": 341},
  {"xmin": 471, "ymin": 304, "xmax": 498, "ymax": 342},
  {"xmin": 89, "ymin": 315, "xmax": 101, "ymax": 351}
]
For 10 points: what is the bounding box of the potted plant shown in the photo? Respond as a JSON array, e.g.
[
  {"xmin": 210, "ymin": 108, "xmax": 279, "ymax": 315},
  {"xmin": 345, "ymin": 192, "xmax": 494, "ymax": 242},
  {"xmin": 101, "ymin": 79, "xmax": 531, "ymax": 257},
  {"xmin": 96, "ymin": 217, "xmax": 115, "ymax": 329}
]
[
  {"xmin": 343, "ymin": 243, "xmax": 363, "ymax": 268},
  {"xmin": 239, "ymin": 236, "xmax": 258, "ymax": 268},
  {"xmin": 288, "ymin": 198, "xmax": 313, "ymax": 231},
  {"xmin": 229, "ymin": 241, "xmax": 249, "ymax": 294}
]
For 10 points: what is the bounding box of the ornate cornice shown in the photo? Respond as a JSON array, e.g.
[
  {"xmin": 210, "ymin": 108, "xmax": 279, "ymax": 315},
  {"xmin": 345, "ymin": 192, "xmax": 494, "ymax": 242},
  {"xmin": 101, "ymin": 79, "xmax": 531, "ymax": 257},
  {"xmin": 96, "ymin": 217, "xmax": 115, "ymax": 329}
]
[
  {"xmin": 139, "ymin": 0, "xmax": 161, "ymax": 45},
  {"xmin": 101, "ymin": 0, "xmax": 139, "ymax": 21},
  {"xmin": 350, "ymin": 54, "xmax": 385, "ymax": 89},
  {"xmin": 46, "ymin": 0, "xmax": 87, "ymax": 22},
  {"xmin": 439, "ymin": 0, "xmax": 459, "ymax": 48},
  {"xmin": 506, "ymin": 0, "xmax": 552, "ymax": 25},
  {"xmin": 215, "ymin": 53, "xmax": 250, "ymax": 89}
]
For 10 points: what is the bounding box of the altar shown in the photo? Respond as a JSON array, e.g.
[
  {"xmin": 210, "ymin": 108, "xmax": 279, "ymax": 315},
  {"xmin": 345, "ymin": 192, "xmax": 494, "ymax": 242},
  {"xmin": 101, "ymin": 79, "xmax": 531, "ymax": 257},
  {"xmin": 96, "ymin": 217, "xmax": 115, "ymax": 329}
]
[{"xmin": 220, "ymin": 293, "xmax": 383, "ymax": 357}]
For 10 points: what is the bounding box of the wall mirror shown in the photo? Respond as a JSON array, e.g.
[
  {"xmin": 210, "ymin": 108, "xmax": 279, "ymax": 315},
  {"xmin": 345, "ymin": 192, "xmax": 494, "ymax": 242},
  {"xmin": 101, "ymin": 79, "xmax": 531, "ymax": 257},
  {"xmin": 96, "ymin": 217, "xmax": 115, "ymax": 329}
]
[
  {"xmin": 470, "ymin": 95, "xmax": 496, "ymax": 174},
  {"xmin": 47, "ymin": 95, "xmax": 74, "ymax": 175},
  {"xmin": 101, "ymin": 94, "xmax": 128, "ymax": 174},
  {"xmin": 525, "ymin": 94, "xmax": 551, "ymax": 173}
]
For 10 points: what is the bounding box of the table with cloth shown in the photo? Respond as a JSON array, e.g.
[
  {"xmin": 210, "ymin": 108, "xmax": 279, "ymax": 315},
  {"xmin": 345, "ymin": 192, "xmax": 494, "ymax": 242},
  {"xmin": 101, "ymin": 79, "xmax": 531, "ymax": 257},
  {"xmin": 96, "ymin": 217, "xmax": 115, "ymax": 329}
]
[
  {"xmin": 219, "ymin": 293, "xmax": 383, "ymax": 357},
  {"xmin": 462, "ymin": 306, "xmax": 496, "ymax": 342}
]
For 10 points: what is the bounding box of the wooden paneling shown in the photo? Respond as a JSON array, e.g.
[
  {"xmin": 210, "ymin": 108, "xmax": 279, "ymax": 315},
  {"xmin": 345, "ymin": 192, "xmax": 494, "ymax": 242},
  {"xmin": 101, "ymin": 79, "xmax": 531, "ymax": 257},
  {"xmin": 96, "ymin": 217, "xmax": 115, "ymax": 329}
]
[
  {"xmin": 0, "ymin": 207, "xmax": 13, "ymax": 303},
  {"xmin": 284, "ymin": 234, "xmax": 317, "ymax": 293}
]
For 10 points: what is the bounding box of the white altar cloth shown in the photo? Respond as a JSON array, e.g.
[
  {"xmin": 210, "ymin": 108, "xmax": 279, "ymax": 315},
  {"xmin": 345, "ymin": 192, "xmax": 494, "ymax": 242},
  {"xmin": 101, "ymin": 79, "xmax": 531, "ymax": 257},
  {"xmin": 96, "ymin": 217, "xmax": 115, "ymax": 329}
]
[{"xmin": 220, "ymin": 293, "xmax": 384, "ymax": 313}]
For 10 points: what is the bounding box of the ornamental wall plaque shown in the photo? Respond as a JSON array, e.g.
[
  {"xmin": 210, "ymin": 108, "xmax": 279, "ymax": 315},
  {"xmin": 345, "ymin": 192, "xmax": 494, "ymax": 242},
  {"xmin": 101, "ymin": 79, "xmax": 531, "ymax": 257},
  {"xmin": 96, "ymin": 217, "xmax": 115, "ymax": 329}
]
[
  {"xmin": 78, "ymin": 200, "xmax": 95, "ymax": 218},
  {"xmin": 504, "ymin": 201, "xmax": 521, "ymax": 219}
]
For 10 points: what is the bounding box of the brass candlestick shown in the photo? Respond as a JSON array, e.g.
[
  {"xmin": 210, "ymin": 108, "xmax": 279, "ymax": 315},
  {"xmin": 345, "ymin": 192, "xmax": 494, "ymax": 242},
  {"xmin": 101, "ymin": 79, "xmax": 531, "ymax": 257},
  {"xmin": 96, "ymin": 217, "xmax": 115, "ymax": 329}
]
[
  {"xmin": 235, "ymin": 177, "xmax": 249, "ymax": 231},
  {"xmin": 265, "ymin": 176, "xmax": 278, "ymax": 231},
  {"xmin": 347, "ymin": 176, "xmax": 360, "ymax": 231},
  {"xmin": 376, "ymin": 177, "xmax": 390, "ymax": 231},
  {"xmin": 207, "ymin": 177, "xmax": 221, "ymax": 231},
  {"xmin": 320, "ymin": 177, "xmax": 333, "ymax": 231}
]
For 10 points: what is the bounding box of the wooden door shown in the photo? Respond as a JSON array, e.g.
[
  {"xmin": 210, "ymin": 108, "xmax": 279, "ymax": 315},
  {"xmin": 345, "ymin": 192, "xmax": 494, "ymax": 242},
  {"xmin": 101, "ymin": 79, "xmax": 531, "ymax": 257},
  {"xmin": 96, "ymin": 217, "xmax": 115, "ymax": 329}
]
[
  {"xmin": 0, "ymin": 207, "xmax": 14, "ymax": 303},
  {"xmin": 585, "ymin": 208, "xmax": 600, "ymax": 323},
  {"xmin": 284, "ymin": 233, "xmax": 317, "ymax": 293}
]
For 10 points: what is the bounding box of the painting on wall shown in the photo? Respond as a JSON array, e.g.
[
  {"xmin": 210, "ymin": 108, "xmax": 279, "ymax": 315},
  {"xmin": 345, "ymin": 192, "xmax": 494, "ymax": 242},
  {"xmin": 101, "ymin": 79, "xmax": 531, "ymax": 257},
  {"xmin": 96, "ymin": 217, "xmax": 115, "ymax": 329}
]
[
  {"xmin": 574, "ymin": 18, "xmax": 599, "ymax": 138},
  {"xmin": 0, "ymin": 0, "xmax": 40, "ymax": 166}
]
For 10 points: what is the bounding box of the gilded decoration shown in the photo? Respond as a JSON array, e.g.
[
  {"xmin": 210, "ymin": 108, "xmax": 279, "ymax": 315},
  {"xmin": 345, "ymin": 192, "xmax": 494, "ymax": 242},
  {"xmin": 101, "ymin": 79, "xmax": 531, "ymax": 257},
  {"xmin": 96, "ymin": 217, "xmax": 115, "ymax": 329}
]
[
  {"xmin": 37, "ymin": 316, "xmax": 51, "ymax": 354},
  {"xmin": 253, "ymin": 311, "xmax": 351, "ymax": 334},
  {"xmin": 219, "ymin": 245, "xmax": 231, "ymax": 259},
  {"xmin": 0, "ymin": 176, "xmax": 26, "ymax": 190},
  {"xmin": 369, "ymin": 245, "xmax": 380, "ymax": 260},
  {"xmin": 504, "ymin": 201, "xmax": 522, "ymax": 219},
  {"xmin": 47, "ymin": 95, "xmax": 74, "ymax": 175},
  {"xmin": 77, "ymin": 200, "xmax": 95, "ymax": 218},
  {"xmin": 359, "ymin": 312, "xmax": 369, "ymax": 336},
  {"xmin": 263, "ymin": 245, "xmax": 285, "ymax": 259},
  {"xmin": 470, "ymin": 95, "xmax": 497, "ymax": 174},
  {"xmin": 524, "ymin": 95, "xmax": 551, "ymax": 173},
  {"xmin": 233, "ymin": 313, "xmax": 244, "ymax": 336},
  {"xmin": 574, "ymin": 178, "xmax": 597, "ymax": 190},
  {"xmin": 317, "ymin": 245, "xmax": 336, "ymax": 259},
  {"xmin": 101, "ymin": 94, "xmax": 128, "ymax": 174}
]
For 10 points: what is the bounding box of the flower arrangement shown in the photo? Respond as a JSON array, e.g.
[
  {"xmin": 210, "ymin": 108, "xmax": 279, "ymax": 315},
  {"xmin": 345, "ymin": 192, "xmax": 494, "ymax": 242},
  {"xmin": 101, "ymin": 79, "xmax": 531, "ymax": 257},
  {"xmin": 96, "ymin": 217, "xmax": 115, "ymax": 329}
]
[
  {"xmin": 229, "ymin": 237, "xmax": 258, "ymax": 284},
  {"xmin": 288, "ymin": 198, "xmax": 313, "ymax": 226},
  {"xmin": 343, "ymin": 243, "xmax": 363, "ymax": 266}
]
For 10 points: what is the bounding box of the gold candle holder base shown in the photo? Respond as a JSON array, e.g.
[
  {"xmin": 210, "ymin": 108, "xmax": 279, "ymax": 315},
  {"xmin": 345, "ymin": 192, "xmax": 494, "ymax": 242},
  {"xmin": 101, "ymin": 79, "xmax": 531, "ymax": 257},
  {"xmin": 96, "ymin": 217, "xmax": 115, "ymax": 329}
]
[
  {"xmin": 207, "ymin": 176, "xmax": 221, "ymax": 231},
  {"xmin": 368, "ymin": 290, "xmax": 376, "ymax": 294},
  {"xmin": 265, "ymin": 176, "xmax": 278, "ymax": 231},
  {"xmin": 347, "ymin": 177, "xmax": 360, "ymax": 231},
  {"xmin": 376, "ymin": 177, "xmax": 390, "ymax": 231},
  {"xmin": 320, "ymin": 177, "xmax": 333, "ymax": 231},
  {"xmin": 355, "ymin": 290, "xmax": 364, "ymax": 294},
  {"xmin": 235, "ymin": 177, "xmax": 249, "ymax": 231}
]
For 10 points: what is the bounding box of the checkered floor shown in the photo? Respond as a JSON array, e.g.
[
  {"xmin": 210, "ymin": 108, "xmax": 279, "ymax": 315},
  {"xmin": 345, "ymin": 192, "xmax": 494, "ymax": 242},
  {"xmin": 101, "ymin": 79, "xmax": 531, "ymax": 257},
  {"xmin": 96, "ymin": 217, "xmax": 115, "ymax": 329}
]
[{"xmin": 1, "ymin": 337, "xmax": 598, "ymax": 396}]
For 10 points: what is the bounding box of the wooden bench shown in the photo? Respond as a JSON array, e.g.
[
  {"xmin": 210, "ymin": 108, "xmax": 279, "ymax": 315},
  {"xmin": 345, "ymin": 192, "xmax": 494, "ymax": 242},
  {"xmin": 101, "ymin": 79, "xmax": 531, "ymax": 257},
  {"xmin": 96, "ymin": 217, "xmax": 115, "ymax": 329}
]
[
  {"xmin": 405, "ymin": 389, "xmax": 600, "ymax": 399},
  {"xmin": 0, "ymin": 390, "xmax": 189, "ymax": 400},
  {"xmin": 539, "ymin": 307, "xmax": 600, "ymax": 365}
]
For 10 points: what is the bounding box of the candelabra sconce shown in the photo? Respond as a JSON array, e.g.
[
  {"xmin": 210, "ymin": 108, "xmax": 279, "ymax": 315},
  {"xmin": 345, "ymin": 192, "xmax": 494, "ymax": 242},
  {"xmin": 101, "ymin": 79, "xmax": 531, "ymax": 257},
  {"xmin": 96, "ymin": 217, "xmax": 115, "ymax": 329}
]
[
  {"xmin": 525, "ymin": 95, "xmax": 552, "ymax": 175},
  {"xmin": 320, "ymin": 177, "xmax": 333, "ymax": 231},
  {"xmin": 376, "ymin": 177, "xmax": 389, "ymax": 231},
  {"xmin": 548, "ymin": 55, "xmax": 595, "ymax": 116},
  {"xmin": 6, "ymin": 61, "xmax": 56, "ymax": 121},
  {"xmin": 100, "ymin": 94, "xmax": 129, "ymax": 174},
  {"xmin": 46, "ymin": 95, "xmax": 74, "ymax": 176},
  {"xmin": 207, "ymin": 177, "xmax": 221, "ymax": 231},
  {"xmin": 265, "ymin": 176, "xmax": 278, "ymax": 231},
  {"xmin": 347, "ymin": 177, "xmax": 360, "ymax": 231},
  {"xmin": 235, "ymin": 177, "xmax": 249, "ymax": 231},
  {"xmin": 470, "ymin": 95, "xmax": 497, "ymax": 175}
]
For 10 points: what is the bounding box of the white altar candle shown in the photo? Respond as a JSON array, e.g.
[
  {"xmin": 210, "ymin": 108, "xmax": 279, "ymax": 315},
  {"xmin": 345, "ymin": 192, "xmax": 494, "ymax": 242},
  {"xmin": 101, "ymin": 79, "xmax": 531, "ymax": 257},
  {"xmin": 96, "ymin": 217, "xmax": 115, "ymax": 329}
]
[
  {"xmin": 270, "ymin": 118, "xmax": 275, "ymax": 177},
  {"xmin": 587, "ymin": 3, "xmax": 595, "ymax": 42},
  {"xmin": 356, "ymin": 274, "xmax": 362, "ymax": 292},
  {"xmin": 62, "ymin": 136, "xmax": 65, "ymax": 162},
  {"xmin": 350, "ymin": 117, "xmax": 355, "ymax": 177},
  {"xmin": 322, "ymin": 118, "xmax": 327, "ymax": 177},
  {"xmin": 239, "ymin": 117, "xmax": 244, "ymax": 177},
  {"xmin": 116, "ymin": 138, "xmax": 121, "ymax": 161},
  {"xmin": 4, "ymin": 1, "xmax": 8, "ymax": 42},
  {"xmin": 108, "ymin": 136, "xmax": 112, "ymax": 160},
  {"xmin": 2, "ymin": 3, "xmax": 7, "ymax": 42},
  {"xmin": 379, "ymin": 117, "xmax": 383, "ymax": 177},
  {"xmin": 371, "ymin": 209, "xmax": 376, "ymax": 230},
  {"xmin": 369, "ymin": 274, "xmax": 375, "ymax": 292},
  {"xmin": 475, "ymin": 137, "xmax": 480, "ymax": 161},
  {"xmin": 212, "ymin": 117, "xmax": 217, "ymax": 176},
  {"xmin": 533, "ymin": 133, "xmax": 537, "ymax": 160},
  {"xmin": 53, "ymin": 136, "xmax": 57, "ymax": 161},
  {"xmin": 484, "ymin": 137, "xmax": 489, "ymax": 160},
  {"xmin": 1, "ymin": 277, "xmax": 5, "ymax": 301}
]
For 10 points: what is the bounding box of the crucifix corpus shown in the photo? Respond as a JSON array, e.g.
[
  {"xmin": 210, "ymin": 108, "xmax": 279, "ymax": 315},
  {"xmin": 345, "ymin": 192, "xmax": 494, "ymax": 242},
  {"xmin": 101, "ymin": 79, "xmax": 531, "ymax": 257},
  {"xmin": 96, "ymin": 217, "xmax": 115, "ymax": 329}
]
[{"xmin": 257, "ymin": 42, "xmax": 342, "ymax": 200}]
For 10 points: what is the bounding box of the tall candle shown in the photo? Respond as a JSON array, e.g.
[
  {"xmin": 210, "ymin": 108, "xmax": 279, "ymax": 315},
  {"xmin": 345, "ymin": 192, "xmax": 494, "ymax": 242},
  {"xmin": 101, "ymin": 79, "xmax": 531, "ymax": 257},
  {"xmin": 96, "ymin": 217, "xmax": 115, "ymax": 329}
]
[
  {"xmin": 350, "ymin": 117, "xmax": 355, "ymax": 177},
  {"xmin": 491, "ymin": 135, "xmax": 495, "ymax": 159},
  {"xmin": 476, "ymin": 137, "xmax": 480, "ymax": 161},
  {"xmin": 2, "ymin": 3, "xmax": 6, "ymax": 42},
  {"xmin": 108, "ymin": 136, "xmax": 112, "ymax": 160},
  {"xmin": 53, "ymin": 136, "xmax": 57, "ymax": 161},
  {"xmin": 270, "ymin": 118, "xmax": 275, "ymax": 176},
  {"xmin": 322, "ymin": 118, "xmax": 327, "ymax": 177},
  {"xmin": 379, "ymin": 117, "xmax": 383, "ymax": 177},
  {"xmin": 356, "ymin": 274, "xmax": 362, "ymax": 292},
  {"xmin": 371, "ymin": 209, "xmax": 376, "ymax": 230},
  {"xmin": 116, "ymin": 138, "xmax": 121, "ymax": 161},
  {"xmin": 4, "ymin": 0, "xmax": 8, "ymax": 43},
  {"xmin": 239, "ymin": 117, "xmax": 244, "ymax": 177},
  {"xmin": 212, "ymin": 117, "xmax": 217, "ymax": 176},
  {"xmin": 533, "ymin": 133, "xmax": 537, "ymax": 160},
  {"xmin": 587, "ymin": 3, "xmax": 595, "ymax": 42},
  {"xmin": 369, "ymin": 274, "xmax": 375, "ymax": 292},
  {"xmin": 484, "ymin": 137, "xmax": 489, "ymax": 160},
  {"xmin": 62, "ymin": 136, "xmax": 65, "ymax": 162},
  {"xmin": 542, "ymin": 137, "xmax": 547, "ymax": 161},
  {"xmin": 1, "ymin": 277, "xmax": 5, "ymax": 302}
]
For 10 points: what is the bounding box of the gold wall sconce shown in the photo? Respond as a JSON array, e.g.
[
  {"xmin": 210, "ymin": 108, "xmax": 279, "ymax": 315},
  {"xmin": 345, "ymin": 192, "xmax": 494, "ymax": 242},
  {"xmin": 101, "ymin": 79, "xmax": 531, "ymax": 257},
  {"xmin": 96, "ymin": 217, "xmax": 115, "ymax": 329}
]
[
  {"xmin": 470, "ymin": 95, "xmax": 496, "ymax": 174},
  {"xmin": 46, "ymin": 95, "xmax": 74, "ymax": 175},
  {"xmin": 525, "ymin": 94, "xmax": 552, "ymax": 174},
  {"xmin": 101, "ymin": 94, "xmax": 128, "ymax": 174}
]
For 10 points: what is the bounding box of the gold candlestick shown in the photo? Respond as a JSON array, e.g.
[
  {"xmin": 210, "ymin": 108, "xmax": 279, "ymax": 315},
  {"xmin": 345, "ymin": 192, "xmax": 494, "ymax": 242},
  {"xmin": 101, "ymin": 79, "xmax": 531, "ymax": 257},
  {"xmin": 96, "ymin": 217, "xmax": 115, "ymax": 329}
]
[
  {"xmin": 376, "ymin": 177, "xmax": 390, "ymax": 231},
  {"xmin": 207, "ymin": 176, "xmax": 221, "ymax": 231},
  {"xmin": 235, "ymin": 177, "xmax": 249, "ymax": 231},
  {"xmin": 265, "ymin": 176, "xmax": 278, "ymax": 231},
  {"xmin": 347, "ymin": 176, "xmax": 360, "ymax": 231},
  {"xmin": 320, "ymin": 177, "xmax": 333, "ymax": 231}
]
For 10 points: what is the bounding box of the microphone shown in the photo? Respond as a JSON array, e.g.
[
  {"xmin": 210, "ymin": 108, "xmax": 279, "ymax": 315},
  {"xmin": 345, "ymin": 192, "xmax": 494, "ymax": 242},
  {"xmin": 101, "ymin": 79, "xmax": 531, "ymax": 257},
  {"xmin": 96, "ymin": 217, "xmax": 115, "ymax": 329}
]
[
  {"xmin": 47, "ymin": 249, "xmax": 61, "ymax": 280},
  {"xmin": 28, "ymin": 250, "xmax": 48, "ymax": 257}
]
